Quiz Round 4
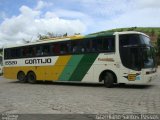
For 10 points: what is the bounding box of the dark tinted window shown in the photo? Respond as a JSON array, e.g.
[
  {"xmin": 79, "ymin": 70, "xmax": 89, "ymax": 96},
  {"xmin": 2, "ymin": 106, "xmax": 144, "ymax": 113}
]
[
  {"xmin": 4, "ymin": 36, "xmax": 115, "ymax": 59},
  {"xmin": 119, "ymin": 34, "xmax": 152, "ymax": 47},
  {"xmin": 119, "ymin": 34, "xmax": 154, "ymax": 70},
  {"xmin": 41, "ymin": 44, "xmax": 50, "ymax": 56},
  {"xmin": 4, "ymin": 49, "xmax": 10, "ymax": 59},
  {"xmin": 94, "ymin": 37, "xmax": 115, "ymax": 52},
  {"xmin": 119, "ymin": 34, "xmax": 141, "ymax": 47},
  {"xmin": 22, "ymin": 46, "xmax": 35, "ymax": 57},
  {"xmin": 71, "ymin": 40, "xmax": 86, "ymax": 53},
  {"xmin": 4, "ymin": 47, "xmax": 21, "ymax": 59},
  {"xmin": 119, "ymin": 46, "xmax": 142, "ymax": 70}
]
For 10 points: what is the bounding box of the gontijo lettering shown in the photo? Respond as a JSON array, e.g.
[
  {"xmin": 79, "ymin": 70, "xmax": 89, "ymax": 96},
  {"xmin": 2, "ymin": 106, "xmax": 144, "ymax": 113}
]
[{"xmin": 25, "ymin": 58, "xmax": 52, "ymax": 64}]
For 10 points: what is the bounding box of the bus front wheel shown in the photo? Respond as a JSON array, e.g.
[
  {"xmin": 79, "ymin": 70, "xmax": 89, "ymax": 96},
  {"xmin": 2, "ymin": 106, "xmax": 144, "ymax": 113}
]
[
  {"xmin": 27, "ymin": 72, "xmax": 36, "ymax": 84},
  {"xmin": 104, "ymin": 72, "xmax": 114, "ymax": 88},
  {"xmin": 17, "ymin": 71, "xmax": 26, "ymax": 83}
]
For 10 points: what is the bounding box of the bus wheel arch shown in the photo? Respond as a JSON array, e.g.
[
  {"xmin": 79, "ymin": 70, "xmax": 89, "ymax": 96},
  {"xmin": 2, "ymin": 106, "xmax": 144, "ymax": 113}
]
[
  {"xmin": 27, "ymin": 71, "xmax": 37, "ymax": 84},
  {"xmin": 17, "ymin": 71, "xmax": 26, "ymax": 83},
  {"xmin": 99, "ymin": 70, "xmax": 117, "ymax": 88}
]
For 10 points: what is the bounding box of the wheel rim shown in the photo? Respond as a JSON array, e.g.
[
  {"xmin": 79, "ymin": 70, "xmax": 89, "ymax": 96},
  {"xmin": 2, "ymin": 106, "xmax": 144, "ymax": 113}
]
[
  {"xmin": 28, "ymin": 72, "xmax": 36, "ymax": 83},
  {"xmin": 18, "ymin": 72, "xmax": 25, "ymax": 82},
  {"xmin": 29, "ymin": 75, "xmax": 35, "ymax": 81},
  {"xmin": 104, "ymin": 72, "xmax": 114, "ymax": 88}
]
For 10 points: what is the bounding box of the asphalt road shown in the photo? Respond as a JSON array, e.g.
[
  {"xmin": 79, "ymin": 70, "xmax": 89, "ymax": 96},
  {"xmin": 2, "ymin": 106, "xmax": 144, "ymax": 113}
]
[{"xmin": 0, "ymin": 68, "xmax": 160, "ymax": 117}]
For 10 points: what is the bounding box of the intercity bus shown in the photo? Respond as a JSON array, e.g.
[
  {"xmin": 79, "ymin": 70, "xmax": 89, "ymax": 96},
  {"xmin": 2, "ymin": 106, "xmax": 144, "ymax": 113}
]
[{"xmin": 3, "ymin": 31, "xmax": 157, "ymax": 87}]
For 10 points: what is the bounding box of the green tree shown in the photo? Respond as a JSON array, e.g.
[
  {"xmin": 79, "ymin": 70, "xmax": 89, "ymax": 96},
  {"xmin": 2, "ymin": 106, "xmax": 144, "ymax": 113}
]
[{"xmin": 151, "ymin": 29, "xmax": 155, "ymax": 36}]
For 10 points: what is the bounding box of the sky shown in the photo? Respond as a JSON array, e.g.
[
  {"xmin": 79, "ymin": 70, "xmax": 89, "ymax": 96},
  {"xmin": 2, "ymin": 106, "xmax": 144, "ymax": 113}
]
[{"xmin": 0, "ymin": 0, "xmax": 160, "ymax": 47}]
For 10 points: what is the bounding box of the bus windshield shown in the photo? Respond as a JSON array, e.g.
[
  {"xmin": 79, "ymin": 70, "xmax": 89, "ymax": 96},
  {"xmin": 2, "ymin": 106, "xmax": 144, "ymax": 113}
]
[
  {"xmin": 143, "ymin": 46, "xmax": 155, "ymax": 68},
  {"xmin": 119, "ymin": 34, "xmax": 156, "ymax": 71}
]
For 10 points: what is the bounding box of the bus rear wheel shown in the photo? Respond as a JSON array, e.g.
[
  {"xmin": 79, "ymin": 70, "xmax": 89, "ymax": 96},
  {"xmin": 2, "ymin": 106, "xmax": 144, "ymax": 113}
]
[
  {"xmin": 17, "ymin": 71, "xmax": 26, "ymax": 83},
  {"xmin": 27, "ymin": 72, "xmax": 36, "ymax": 84},
  {"xmin": 104, "ymin": 72, "xmax": 114, "ymax": 88}
]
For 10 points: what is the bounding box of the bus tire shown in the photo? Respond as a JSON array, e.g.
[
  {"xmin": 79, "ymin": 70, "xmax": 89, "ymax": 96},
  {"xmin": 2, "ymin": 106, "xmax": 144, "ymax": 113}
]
[
  {"xmin": 27, "ymin": 71, "xmax": 36, "ymax": 84},
  {"xmin": 17, "ymin": 71, "xmax": 26, "ymax": 83},
  {"xmin": 104, "ymin": 72, "xmax": 114, "ymax": 88}
]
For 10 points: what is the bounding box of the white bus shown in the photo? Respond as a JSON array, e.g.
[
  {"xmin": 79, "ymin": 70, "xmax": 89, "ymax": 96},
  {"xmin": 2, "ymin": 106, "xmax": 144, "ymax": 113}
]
[{"xmin": 3, "ymin": 31, "xmax": 157, "ymax": 87}]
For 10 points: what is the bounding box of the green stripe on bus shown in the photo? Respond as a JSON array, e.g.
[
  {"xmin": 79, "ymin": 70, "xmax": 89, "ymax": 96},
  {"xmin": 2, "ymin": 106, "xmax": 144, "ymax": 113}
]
[
  {"xmin": 58, "ymin": 55, "xmax": 84, "ymax": 81},
  {"xmin": 69, "ymin": 53, "xmax": 98, "ymax": 81}
]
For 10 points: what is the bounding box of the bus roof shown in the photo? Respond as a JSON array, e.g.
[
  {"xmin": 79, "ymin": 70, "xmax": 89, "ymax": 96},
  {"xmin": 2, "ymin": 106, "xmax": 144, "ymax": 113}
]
[
  {"xmin": 4, "ymin": 36, "xmax": 82, "ymax": 48},
  {"xmin": 3, "ymin": 31, "xmax": 148, "ymax": 48},
  {"xmin": 85, "ymin": 32, "xmax": 114, "ymax": 38},
  {"xmin": 114, "ymin": 31, "xmax": 149, "ymax": 37}
]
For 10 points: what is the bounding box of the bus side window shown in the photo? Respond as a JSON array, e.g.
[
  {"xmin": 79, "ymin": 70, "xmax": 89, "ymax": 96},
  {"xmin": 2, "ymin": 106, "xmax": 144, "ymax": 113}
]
[
  {"xmin": 36, "ymin": 47, "xmax": 41, "ymax": 56},
  {"xmin": 23, "ymin": 47, "xmax": 32, "ymax": 58},
  {"xmin": 80, "ymin": 41, "xmax": 86, "ymax": 53},
  {"xmin": 67, "ymin": 41, "xmax": 72, "ymax": 53},
  {"xmin": 72, "ymin": 41, "xmax": 78, "ymax": 53},
  {"xmin": 51, "ymin": 44, "xmax": 55, "ymax": 56},
  {"xmin": 93, "ymin": 38, "xmax": 103, "ymax": 52},
  {"xmin": 26, "ymin": 47, "xmax": 33, "ymax": 57},
  {"xmin": 109, "ymin": 38, "xmax": 115, "ymax": 51},
  {"xmin": 60, "ymin": 42, "xmax": 68, "ymax": 54},
  {"xmin": 72, "ymin": 40, "xmax": 85, "ymax": 54},
  {"xmin": 5, "ymin": 49, "xmax": 11, "ymax": 59},
  {"xmin": 10, "ymin": 48, "xmax": 20, "ymax": 59},
  {"xmin": 29, "ymin": 47, "xmax": 36, "ymax": 57},
  {"xmin": 84, "ymin": 39, "xmax": 94, "ymax": 53},
  {"xmin": 53, "ymin": 43, "xmax": 60, "ymax": 55},
  {"xmin": 102, "ymin": 38, "xmax": 108, "ymax": 51},
  {"xmin": 22, "ymin": 48, "xmax": 27, "ymax": 57},
  {"xmin": 42, "ymin": 45, "xmax": 50, "ymax": 56}
]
